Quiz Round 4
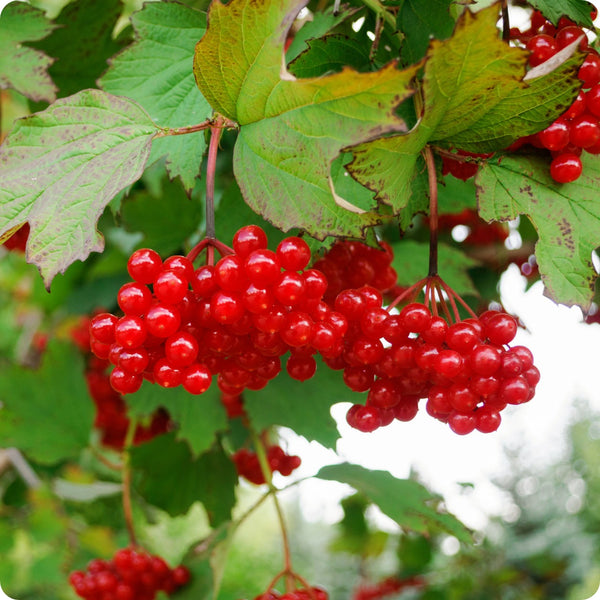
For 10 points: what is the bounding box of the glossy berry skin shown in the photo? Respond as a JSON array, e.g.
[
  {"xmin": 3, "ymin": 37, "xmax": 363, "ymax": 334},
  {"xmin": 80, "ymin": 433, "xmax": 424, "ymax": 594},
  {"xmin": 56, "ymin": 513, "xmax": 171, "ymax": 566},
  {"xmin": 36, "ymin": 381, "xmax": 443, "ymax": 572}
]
[
  {"xmin": 538, "ymin": 118, "xmax": 570, "ymax": 151},
  {"xmin": 276, "ymin": 237, "xmax": 311, "ymax": 271},
  {"xmin": 127, "ymin": 248, "xmax": 162, "ymax": 284},
  {"xmin": 232, "ymin": 224, "xmax": 268, "ymax": 257},
  {"xmin": 550, "ymin": 153, "xmax": 582, "ymax": 183},
  {"xmin": 526, "ymin": 34, "xmax": 557, "ymax": 66},
  {"xmin": 569, "ymin": 114, "xmax": 600, "ymax": 148}
]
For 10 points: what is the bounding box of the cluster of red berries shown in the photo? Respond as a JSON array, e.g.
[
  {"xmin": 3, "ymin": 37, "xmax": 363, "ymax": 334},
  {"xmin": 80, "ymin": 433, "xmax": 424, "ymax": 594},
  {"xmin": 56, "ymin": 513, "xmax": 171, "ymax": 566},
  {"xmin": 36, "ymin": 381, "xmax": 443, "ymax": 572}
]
[
  {"xmin": 68, "ymin": 315, "xmax": 170, "ymax": 450},
  {"xmin": 352, "ymin": 576, "xmax": 424, "ymax": 600},
  {"xmin": 312, "ymin": 239, "xmax": 397, "ymax": 304},
  {"xmin": 88, "ymin": 226, "xmax": 350, "ymax": 396},
  {"xmin": 331, "ymin": 291, "xmax": 539, "ymax": 435},
  {"xmin": 510, "ymin": 8, "xmax": 600, "ymax": 182},
  {"xmin": 252, "ymin": 586, "xmax": 328, "ymax": 599},
  {"xmin": 441, "ymin": 150, "xmax": 494, "ymax": 182},
  {"xmin": 232, "ymin": 445, "xmax": 301, "ymax": 485},
  {"xmin": 69, "ymin": 548, "xmax": 190, "ymax": 600}
]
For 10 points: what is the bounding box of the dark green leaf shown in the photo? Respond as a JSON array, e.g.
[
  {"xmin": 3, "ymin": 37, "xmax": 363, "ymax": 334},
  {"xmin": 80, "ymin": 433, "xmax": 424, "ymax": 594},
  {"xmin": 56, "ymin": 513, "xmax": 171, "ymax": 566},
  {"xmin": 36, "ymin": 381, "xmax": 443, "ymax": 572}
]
[
  {"xmin": 132, "ymin": 434, "xmax": 237, "ymax": 525},
  {"xmin": 527, "ymin": 0, "xmax": 595, "ymax": 26},
  {"xmin": 288, "ymin": 34, "xmax": 371, "ymax": 78},
  {"xmin": 397, "ymin": 0, "xmax": 456, "ymax": 65},
  {"xmin": 32, "ymin": 0, "xmax": 124, "ymax": 98},
  {"xmin": 316, "ymin": 463, "xmax": 471, "ymax": 542},
  {"xmin": 476, "ymin": 153, "xmax": 600, "ymax": 309},
  {"xmin": 120, "ymin": 178, "xmax": 204, "ymax": 256},
  {"xmin": 244, "ymin": 356, "xmax": 357, "ymax": 450},
  {"xmin": 0, "ymin": 342, "xmax": 94, "ymax": 464},
  {"xmin": 127, "ymin": 380, "xmax": 228, "ymax": 458},
  {"xmin": 100, "ymin": 1, "xmax": 212, "ymax": 192},
  {"xmin": 0, "ymin": 1, "xmax": 57, "ymax": 102},
  {"xmin": 0, "ymin": 90, "xmax": 157, "ymax": 286}
]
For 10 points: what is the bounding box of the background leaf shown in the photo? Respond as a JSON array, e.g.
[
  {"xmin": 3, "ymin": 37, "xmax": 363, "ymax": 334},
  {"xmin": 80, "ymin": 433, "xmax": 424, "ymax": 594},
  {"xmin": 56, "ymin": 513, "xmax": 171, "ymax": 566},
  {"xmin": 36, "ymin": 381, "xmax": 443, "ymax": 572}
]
[
  {"xmin": 31, "ymin": 0, "xmax": 125, "ymax": 99},
  {"xmin": 131, "ymin": 434, "xmax": 237, "ymax": 525},
  {"xmin": 0, "ymin": 1, "xmax": 58, "ymax": 102},
  {"xmin": 316, "ymin": 463, "xmax": 472, "ymax": 542},
  {"xmin": 100, "ymin": 1, "xmax": 212, "ymax": 192},
  {"xmin": 127, "ymin": 380, "xmax": 228, "ymax": 458},
  {"xmin": 0, "ymin": 89, "xmax": 157, "ymax": 286},
  {"xmin": 476, "ymin": 153, "xmax": 600, "ymax": 309},
  {"xmin": 0, "ymin": 342, "xmax": 94, "ymax": 465},
  {"xmin": 527, "ymin": 0, "xmax": 596, "ymax": 26}
]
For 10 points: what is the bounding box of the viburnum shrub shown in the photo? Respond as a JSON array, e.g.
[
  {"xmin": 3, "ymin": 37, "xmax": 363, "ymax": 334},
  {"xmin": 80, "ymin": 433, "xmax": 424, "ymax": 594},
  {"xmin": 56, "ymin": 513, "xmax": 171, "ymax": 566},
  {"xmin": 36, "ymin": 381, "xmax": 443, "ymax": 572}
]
[{"xmin": 0, "ymin": 0, "xmax": 598, "ymax": 598}]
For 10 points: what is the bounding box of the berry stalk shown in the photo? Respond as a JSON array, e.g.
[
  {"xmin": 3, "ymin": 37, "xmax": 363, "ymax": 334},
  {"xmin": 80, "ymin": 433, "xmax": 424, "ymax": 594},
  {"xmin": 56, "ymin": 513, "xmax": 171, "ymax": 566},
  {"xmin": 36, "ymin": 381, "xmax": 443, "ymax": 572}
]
[
  {"xmin": 205, "ymin": 117, "xmax": 224, "ymax": 242},
  {"xmin": 424, "ymin": 146, "xmax": 439, "ymax": 277}
]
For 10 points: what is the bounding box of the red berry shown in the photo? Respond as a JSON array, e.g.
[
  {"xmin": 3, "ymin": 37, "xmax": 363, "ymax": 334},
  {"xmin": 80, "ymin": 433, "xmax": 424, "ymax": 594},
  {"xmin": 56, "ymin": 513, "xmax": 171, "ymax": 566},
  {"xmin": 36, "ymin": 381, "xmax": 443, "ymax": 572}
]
[
  {"xmin": 127, "ymin": 248, "xmax": 162, "ymax": 283},
  {"xmin": 232, "ymin": 225, "xmax": 268, "ymax": 257},
  {"xmin": 448, "ymin": 411, "xmax": 476, "ymax": 435},
  {"xmin": 182, "ymin": 364, "xmax": 212, "ymax": 394},
  {"xmin": 90, "ymin": 313, "xmax": 118, "ymax": 344},
  {"xmin": 277, "ymin": 236, "xmax": 311, "ymax": 271},
  {"xmin": 570, "ymin": 114, "xmax": 600, "ymax": 148},
  {"xmin": 346, "ymin": 404, "xmax": 382, "ymax": 432},
  {"xmin": 550, "ymin": 153, "xmax": 582, "ymax": 183},
  {"xmin": 286, "ymin": 353, "xmax": 317, "ymax": 381},
  {"xmin": 538, "ymin": 118, "xmax": 570, "ymax": 151},
  {"xmin": 399, "ymin": 303, "xmax": 431, "ymax": 333},
  {"xmin": 526, "ymin": 34, "xmax": 557, "ymax": 66},
  {"xmin": 579, "ymin": 51, "xmax": 600, "ymax": 88}
]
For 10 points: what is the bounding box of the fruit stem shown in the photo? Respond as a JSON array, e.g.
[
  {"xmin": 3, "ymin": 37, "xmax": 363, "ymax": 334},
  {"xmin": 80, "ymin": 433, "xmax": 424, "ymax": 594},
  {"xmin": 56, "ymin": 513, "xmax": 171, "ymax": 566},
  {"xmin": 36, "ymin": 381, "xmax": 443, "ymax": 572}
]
[
  {"xmin": 205, "ymin": 118, "xmax": 223, "ymax": 242},
  {"xmin": 423, "ymin": 146, "xmax": 439, "ymax": 277},
  {"xmin": 154, "ymin": 116, "xmax": 237, "ymax": 138},
  {"xmin": 252, "ymin": 431, "xmax": 294, "ymax": 588},
  {"xmin": 501, "ymin": 0, "xmax": 510, "ymax": 42},
  {"xmin": 387, "ymin": 276, "xmax": 429, "ymax": 311},
  {"xmin": 438, "ymin": 277, "xmax": 479, "ymax": 320},
  {"xmin": 186, "ymin": 237, "xmax": 234, "ymax": 265},
  {"xmin": 122, "ymin": 418, "xmax": 138, "ymax": 547}
]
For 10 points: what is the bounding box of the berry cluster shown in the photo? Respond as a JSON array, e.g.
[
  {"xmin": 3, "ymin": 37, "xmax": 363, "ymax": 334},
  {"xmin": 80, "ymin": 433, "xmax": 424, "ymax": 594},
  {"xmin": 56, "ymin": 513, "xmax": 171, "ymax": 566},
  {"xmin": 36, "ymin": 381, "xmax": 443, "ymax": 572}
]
[
  {"xmin": 89, "ymin": 226, "xmax": 349, "ymax": 397},
  {"xmin": 252, "ymin": 586, "xmax": 328, "ymax": 599},
  {"xmin": 232, "ymin": 445, "xmax": 301, "ymax": 485},
  {"xmin": 511, "ymin": 8, "xmax": 600, "ymax": 182},
  {"xmin": 440, "ymin": 150, "xmax": 494, "ymax": 182},
  {"xmin": 352, "ymin": 576, "xmax": 425, "ymax": 600},
  {"xmin": 69, "ymin": 548, "xmax": 190, "ymax": 600},
  {"xmin": 333, "ymin": 286, "xmax": 539, "ymax": 435},
  {"xmin": 69, "ymin": 315, "xmax": 170, "ymax": 450},
  {"xmin": 312, "ymin": 240, "xmax": 397, "ymax": 304}
]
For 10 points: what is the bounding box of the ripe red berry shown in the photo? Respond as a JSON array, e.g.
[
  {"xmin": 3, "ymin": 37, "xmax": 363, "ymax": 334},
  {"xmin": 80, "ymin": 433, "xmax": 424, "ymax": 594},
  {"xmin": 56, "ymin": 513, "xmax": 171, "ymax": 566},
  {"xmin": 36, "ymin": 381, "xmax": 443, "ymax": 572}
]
[
  {"xmin": 550, "ymin": 153, "xmax": 582, "ymax": 183},
  {"xmin": 276, "ymin": 237, "xmax": 311, "ymax": 271},
  {"xmin": 127, "ymin": 248, "xmax": 162, "ymax": 284}
]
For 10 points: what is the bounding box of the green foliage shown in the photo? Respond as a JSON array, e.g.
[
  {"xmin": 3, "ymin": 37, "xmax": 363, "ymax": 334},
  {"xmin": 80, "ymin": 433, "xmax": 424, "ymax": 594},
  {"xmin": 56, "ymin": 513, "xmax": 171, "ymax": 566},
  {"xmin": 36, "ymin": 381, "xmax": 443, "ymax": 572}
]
[
  {"xmin": 0, "ymin": 1, "xmax": 57, "ymax": 102},
  {"xmin": 99, "ymin": 1, "xmax": 212, "ymax": 191},
  {"xmin": 0, "ymin": 90, "xmax": 157, "ymax": 285},
  {"xmin": 0, "ymin": 342, "xmax": 94, "ymax": 465},
  {"xmin": 477, "ymin": 153, "xmax": 600, "ymax": 309},
  {"xmin": 527, "ymin": 0, "xmax": 596, "ymax": 26}
]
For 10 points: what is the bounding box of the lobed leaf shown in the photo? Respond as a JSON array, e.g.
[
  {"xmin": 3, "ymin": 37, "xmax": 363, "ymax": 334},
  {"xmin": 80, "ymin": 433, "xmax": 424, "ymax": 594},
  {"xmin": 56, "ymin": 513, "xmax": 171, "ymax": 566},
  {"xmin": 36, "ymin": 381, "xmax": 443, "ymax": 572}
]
[
  {"xmin": 0, "ymin": 1, "xmax": 58, "ymax": 102},
  {"xmin": 527, "ymin": 0, "xmax": 596, "ymax": 27},
  {"xmin": 195, "ymin": 0, "xmax": 419, "ymax": 240},
  {"xmin": 100, "ymin": 1, "xmax": 212, "ymax": 192},
  {"xmin": 347, "ymin": 5, "xmax": 584, "ymax": 221},
  {"xmin": 0, "ymin": 89, "xmax": 158, "ymax": 287},
  {"xmin": 476, "ymin": 153, "xmax": 600, "ymax": 309},
  {"xmin": 316, "ymin": 463, "xmax": 471, "ymax": 542}
]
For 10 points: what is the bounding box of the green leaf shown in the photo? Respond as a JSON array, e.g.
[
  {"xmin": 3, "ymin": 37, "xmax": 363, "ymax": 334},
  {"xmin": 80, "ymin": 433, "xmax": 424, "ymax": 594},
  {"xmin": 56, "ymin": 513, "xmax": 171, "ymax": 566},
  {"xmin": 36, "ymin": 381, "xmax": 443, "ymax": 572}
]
[
  {"xmin": 285, "ymin": 5, "xmax": 360, "ymax": 62},
  {"xmin": 476, "ymin": 153, "xmax": 600, "ymax": 309},
  {"xmin": 132, "ymin": 434, "xmax": 237, "ymax": 525},
  {"xmin": 0, "ymin": 342, "xmax": 94, "ymax": 464},
  {"xmin": 194, "ymin": 0, "xmax": 419, "ymax": 239},
  {"xmin": 288, "ymin": 34, "xmax": 371, "ymax": 78},
  {"xmin": 316, "ymin": 463, "xmax": 471, "ymax": 542},
  {"xmin": 244, "ymin": 356, "xmax": 357, "ymax": 450},
  {"xmin": 0, "ymin": 89, "xmax": 157, "ymax": 287},
  {"xmin": 392, "ymin": 240, "xmax": 480, "ymax": 297},
  {"xmin": 396, "ymin": 0, "xmax": 456, "ymax": 65},
  {"xmin": 120, "ymin": 178, "xmax": 204, "ymax": 256},
  {"xmin": 527, "ymin": 0, "xmax": 595, "ymax": 27},
  {"xmin": 52, "ymin": 479, "xmax": 121, "ymax": 502},
  {"xmin": 31, "ymin": 0, "xmax": 124, "ymax": 98},
  {"xmin": 0, "ymin": 1, "xmax": 57, "ymax": 102},
  {"xmin": 100, "ymin": 1, "xmax": 212, "ymax": 192},
  {"xmin": 347, "ymin": 5, "xmax": 584, "ymax": 216},
  {"xmin": 127, "ymin": 380, "xmax": 228, "ymax": 458}
]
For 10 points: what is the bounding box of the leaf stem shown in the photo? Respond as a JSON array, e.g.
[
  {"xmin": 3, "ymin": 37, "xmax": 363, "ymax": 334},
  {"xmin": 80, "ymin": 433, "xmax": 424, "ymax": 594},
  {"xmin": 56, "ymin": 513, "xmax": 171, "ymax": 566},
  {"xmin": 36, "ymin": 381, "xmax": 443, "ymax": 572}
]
[
  {"xmin": 501, "ymin": 0, "xmax": 510, "ymax": 42},
  {"xmin": 423, "ymin": 146, "xmax": 439, "ymax": 277},
  {"xmin": 154, "ymin": 116, "xmax": 237, "ymax": 138},
  {"xmin": 360, "ymin": 0, "xmax": 396, "ymax": 30},
  {"xmin": 122, "ymin": 418, "xmax": 139, "ymax": 547}
]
